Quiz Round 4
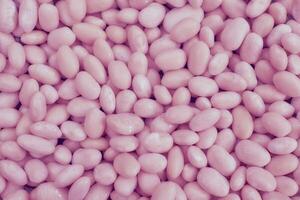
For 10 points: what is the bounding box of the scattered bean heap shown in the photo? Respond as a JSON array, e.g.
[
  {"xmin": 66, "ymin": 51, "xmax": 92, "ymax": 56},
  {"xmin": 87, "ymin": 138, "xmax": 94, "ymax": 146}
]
[{"xmin": 1, "ymin": 0, "xmax": 300, "ymax": 199}]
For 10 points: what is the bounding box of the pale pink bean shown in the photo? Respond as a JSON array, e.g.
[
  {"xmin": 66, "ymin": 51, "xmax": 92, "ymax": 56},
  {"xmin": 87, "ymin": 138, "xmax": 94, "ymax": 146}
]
[
  {"xmin": 106, "ymin": 25, "xmax": 126, "ymax": 44},
  {"xmin": 241, "ymin": 185, "xmax": 262, "ymax": 200},
  {"xmin": 8, "ymin": 42, "xmax": 26, "ymax": 69},
  {"xmin": 0, "ymin": 141, "xmax": 26, "ymax": 161},
  {"xmin": 246, "ymin": 0, "xmax": 271, "ymax": 18},
  {"xmin": 288, "ymin": 55, "xmax": 300, "ymax": 75},
  {"xmin": 28, "ymin": 64, "xmax": 60, "ymax": 85},
  {"xmin": 40, "ymin": 85, "xmax": 58, "ymax": 104},
  {"xmin": 252, "ymin": 13, "xmax": 274, "ymax": 38},
  {"xmin": 132, "ymin": 75, "xmax": 152, "ymax": 98},
  {"xmin": 117, "ymin": 8, "xmax": 139, "ymax": 24},
  {"xmin": 172, "ymin": 129, "xmax": 199, "ymax": 146},
  {"xmin": 0, "ymin": 73, "xmax": 22, "ymax": 93},
  {"xmin": 163, "ymin": 5, "xmax": 204, "ymax": 32},
  {"xmin": 269, "ymin": 2, "xmax": 287, "ymax": 24},
  {"xmin": 0, "ymin": 93, "xmax": 19, "ymax": 109},
  {"xmin": 54, "ymin": 164, "xmax": 84, "ymax": 187},
  {"xmin": 116, "ymin": 90, "xmax": 137, "ymax": 113},
  {"xmin": 68, "ymin": 176, "xmax": 91, "ymax": 200},
  {"xmin": 138, "ymin": 172, "xmax": 160, "ymax": 195},
  {"xmin": 276, "ymin": 176, "xmax": 299, "ymax": 197},
  {"xmin": 268, "ymin": 101, "xmax": 295, "ymax": 118},
  {"xmin": 199, "ymin": 26, "xmax": 215, "ymax": 48},
  {"xmin": 269, "ymin": 44, "xmax": 288, "ymax": 71},
  {"xmin": 197, "ymin": 167, "xmax": 229, "ymax": 197},
  {"xmin": 215, "ymin": 72, "xmax": 247, "ymax": 92},
  {"xmin": 215, "ymin": 129, "xmax": 236, "ymax": 152},
  {"xmin": 188, "ymin": 76, "xmax": 218, "ymax": 97},
  {"xmin": 235, "ymin": 140, "xmax": 271, "ymax": 167},
  {"xmin": 38, "ymin": 3, "xmax": 59, "ymax": 32},
  {"xmin": 112, "ymin": 44, "xmax": 131, "ymax": 62},
  {"xmin": 164, "ymin": 105, "xmax": 194, "ymax": 124},
  {"xmin": 184, "ymin": 182, "xmax": 210, "ymax": 200},
  {"xmin": 149, "ymin": 115, "xmax": 176, "ymax": 134},
  {"xmin": 0, "ymin": 160, "xmax": 27, "ymax": 186},
  {"xmin": 134, "ymin": 99, "xmax": 163, "ymax": 118},
  {"xmin": 143, "ymin": 132, "xmax": 173, "ymax": 153},
  {"xmin": 196, "ymin": 127, "xmax": 217, "ymax": 149},
  {"xmin": 17, "ymin": 134, "xmax": 55, "ymax": 156},
  {"xmin": 24, "ymin": 45, "xmax": 46, "ymax": 64},
  {"xmin": 128, "ymin": 52, "xmax": 148, "ymax": 76},
  {"xmin": 86, "ymin": 0, "xmax": 114, "ymax": 13},
  {"xmin": 172, "ymin": 87, "xmax": 191, "ymax": 105},
  {"xmin": 266, "ymin": 24, "xmax": 291, "ymax": 46},
  {"xmin": 93, "ymin": 38, "xmax": 114, "ymax": 67},
  {"xmin": 207, "ymin": 145, "xmax": 236, "ymax": 176},
  {"xmin": 189, "ymin": 108, "xmax": 220, "ymax": 132},
  {"xmin": 47, "ymin": 27, "xmax": 76, "ymax": 49},
  {"xmin": 220, "ymin": 17, "xmax": 250, "ymax": 50},
  {"xmin": 84, "ymin": 184, "xmax": 111, "ymax": 200},
  {"xmin": 240, "ymin": 33, "xmax": 263, "ymax": 64},
  {"xmin": 232, "ymin": 106, "xmax": 253, "ymax": 139},
  {"xmin": 106, "ymin": 113, "xmax": 144, "ymax": 135},
  {"xmin": 246, "ymin": 167, "xmax": 276, "ymax": 192},
  {"xmin": 72, "ymin": 148, "xmax": 102, "ymax": 170},
  {"xmin": 263, "ymin": 192, "xmax": 291, "ymax": 200},
  {"xmin": 230, "ymin": 166, "xmax": 246, "ymax": 192},
  {"xmin": 149, "ymin": 37, "xmax": 177, "ymax": 58},
  {"xmin": 72, "ymin": 23, "xmax": 106, "ymax": 45},
  {"xmin": 138, "ymin": 3, "xmax": 165, "ymax": 28},
  {"xmin": 29, "ymin": 92, "xmax": 47, "ymax": 122},
  {"xmin": 0, "ymin": 0, "xmax": 17, "ymax": 33},
  {"xmin": 75, "ymin": 71, "xmax": 101, "ymax": 100},
  {"xmin": 202, "ymin": 0, "xmax": 222, "ymax": 11},
  {"xmin": 58, "ymin": 80, "xmax": 79, "ymax": 100},
  {"xmin": 84, "ymin": 108, "xmax": 105, "ymax": 138},
  {"xmin": 151, "ymin": 181, "xmax": 177, "ymax": 200},
  {"xmin": 127, "ymin": 25, "xmax": 148, "ymax": 53},
  {"xmin": 19, "ymin": 0, "xmax": 38, "ymax": 33},
  {"xmin": 56, "ymin": 45, "xmax": 79, "ymax": 79},
  {"xmin": 242, "ymin": 91, "xmax": 265, "ymax": 117},
  {"xmin": 254, "ymin": 84, "xmax": 286, "ymax": 103},
  {"xmin": 61, "ymin": 121, "xmax": 86, "ymax": 142},
  {"xmin": 221, "ymin": 0, "xmax": 246, "ymax": 18},
  {"xmin": 267, "ymin": 137, "xmax": 297, "ymax": 155},
  {"xmin": 138, "ymin": 153, "xmax": 167, "ymax": 174},
  {"xmin": 30, "ymin": 121, "xmax": 62, "ymax": 139},
  {"xmin": 266, "ymin": 154, "xmax": 298, "ymax": 176},
  {"xmin": 94, "ymin": 162, "xmax": 117, "ymax": 185},
  {"xmin": 188, "ymin": 41, "xmax": 210, "ymax": 75},
  {"xmin": 108, "ymin": 61, "xmax": 132, "ymax": 90},
  {"xmin": 170, "ymin": 18, "xmax": 200, "ymax": 43},
  {"xmin": 161, "ymin": 69, "xmax": 192, "ymax": 89},
  {"xmin": 113, "ymin": 153, "xmax": 140, "ymax": 177},
  {"xmin": 208, "ymin": 53, "xmax": 228, "ymax": 75},
  {"xmin": 255, "ymin": 60, "xmax": 275, "ymax": 84},
  {"xmin": 24, "ymin": 159, "xmax": 48, "ymax": 184},
  {"xmin": 187, "ymin": 146, "xmax": 207, "ymax": 168},
  {"xmin": 83, "ymin": 55, "xmax": 107, "ymax": 84},
  {"xmin": 153, "ymin": 85, "xmax": 172, "ymax": 105},
  {"xmin": 155, "ymin": 49, "xmax": 186, "ymax": 71},
  {"xmin": 211, "ymin": 92, "xmax": 241, "ymax": 109},
  {"xmin": 110, "ymin": 136, "xmax": 139, "ymax": 152},
  {"xmin": 54, "ymin": 145, "xmax": 72, "ymax": 165},
  {"xmin": 67, "ymin": 0, "xmax": 86, "ymax": 22},
  {"xmin": 166, "ymin": 146, "xmax": 184, "ymax": 179},
  {"xmin": 261, "ymin": 112, "xmax": 291, "ymax": 137}
]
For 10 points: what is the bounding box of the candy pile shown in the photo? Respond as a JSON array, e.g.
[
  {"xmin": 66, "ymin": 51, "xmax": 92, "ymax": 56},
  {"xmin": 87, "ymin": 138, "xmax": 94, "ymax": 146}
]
[{"xmin": 1, "ymin": 0, "xmax": 300, "ymax": 199}]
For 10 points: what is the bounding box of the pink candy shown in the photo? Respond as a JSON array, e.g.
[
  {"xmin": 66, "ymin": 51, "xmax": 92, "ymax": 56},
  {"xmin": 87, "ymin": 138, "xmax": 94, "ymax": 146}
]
[{"xmin": 1, "ymin": 0, "xmax": 300, "ymax": 200}]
